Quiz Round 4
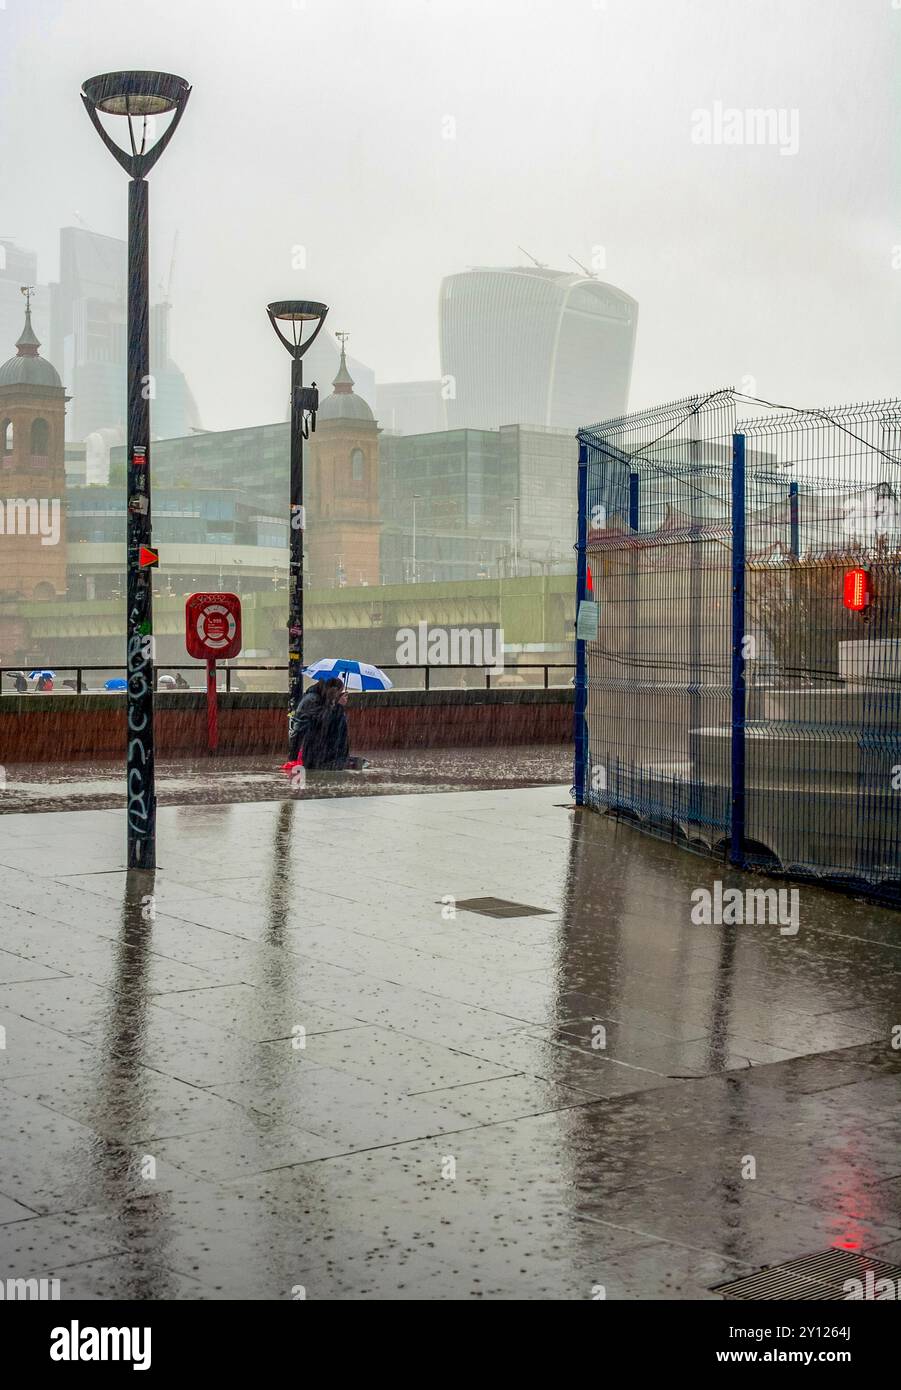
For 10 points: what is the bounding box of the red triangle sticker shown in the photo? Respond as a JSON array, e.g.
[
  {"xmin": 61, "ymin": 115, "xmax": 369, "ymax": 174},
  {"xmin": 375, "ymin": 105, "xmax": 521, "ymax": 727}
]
[{"xmin": 139, "ymin": 547, "xmax": 159, "ymax": 568}]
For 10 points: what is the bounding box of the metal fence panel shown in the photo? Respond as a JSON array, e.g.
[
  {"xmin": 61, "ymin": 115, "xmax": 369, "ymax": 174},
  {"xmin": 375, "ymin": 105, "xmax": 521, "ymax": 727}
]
[
  {"xmin": 578, "ymin": 390, "xmax": 737, "ymax": 844},
  {"xmin": 576, "ymin": 390, "xmax": 901, "ymax": 906},
  {"xmin": 740, "ymin": 404, "xmax": 901, "ymax": 899}
]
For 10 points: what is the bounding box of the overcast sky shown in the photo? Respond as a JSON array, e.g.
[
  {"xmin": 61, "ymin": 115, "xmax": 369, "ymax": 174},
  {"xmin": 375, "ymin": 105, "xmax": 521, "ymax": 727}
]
[{"xmin": 2, "ymin": 0, "xmax": 899, "ymax": 432}]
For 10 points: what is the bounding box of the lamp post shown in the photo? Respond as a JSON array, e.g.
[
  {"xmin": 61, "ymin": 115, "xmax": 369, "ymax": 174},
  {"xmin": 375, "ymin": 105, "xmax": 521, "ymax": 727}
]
[
  {"xmin": 411, "ymin": 493, "xmax": 421, "ymax": 583},
  {"xmin": 504, "ymin": 499, "xmax": 520, "ymax": 576},
  {"xmin": 81, "ymin": 70, "xmax": 191, "ymax": 871},
  {"xmin": 266, "ymin": 301, "xmax": 328, "ymax": 742}
]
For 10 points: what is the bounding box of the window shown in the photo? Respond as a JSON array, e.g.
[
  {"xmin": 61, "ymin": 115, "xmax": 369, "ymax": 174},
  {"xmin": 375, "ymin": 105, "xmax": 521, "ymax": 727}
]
[
  {"xmin": 351, "ymin": 448, "xmax": 364, "ymax": 481},
  {"xmin": 1, "ymin": 419, "xmax": 12, "ymax": 456},
  {"xmin": 30, "ymin": 418, "xmax": 49, "ymax": 456}
]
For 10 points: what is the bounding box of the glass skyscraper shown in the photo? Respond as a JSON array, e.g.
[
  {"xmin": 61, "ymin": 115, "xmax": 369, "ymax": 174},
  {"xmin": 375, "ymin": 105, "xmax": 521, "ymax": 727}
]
[
  {"xmin": 439, "ymin": 266, "xmax": 638, "ymax": 432},
  {"xmin": 50, "ymin": 227, "xmax": 200, "ymax": 443}
]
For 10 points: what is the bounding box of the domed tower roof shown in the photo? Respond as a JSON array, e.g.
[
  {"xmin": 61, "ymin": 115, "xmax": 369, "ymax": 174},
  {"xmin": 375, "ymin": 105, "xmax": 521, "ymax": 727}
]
[
  {"xmin": 0, "ymin": 295, "xmax": 62, "ymax": 390},
  {"xmin": 317, "ymin": 335, "xmax": 374, "ymax": 423}
]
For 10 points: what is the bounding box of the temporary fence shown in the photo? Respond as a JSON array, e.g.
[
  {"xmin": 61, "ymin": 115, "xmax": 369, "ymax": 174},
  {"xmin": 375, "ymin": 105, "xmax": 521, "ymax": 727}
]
[{"xmin": 575, "ymin": 388, "xmax": 901, "ymax": 905}]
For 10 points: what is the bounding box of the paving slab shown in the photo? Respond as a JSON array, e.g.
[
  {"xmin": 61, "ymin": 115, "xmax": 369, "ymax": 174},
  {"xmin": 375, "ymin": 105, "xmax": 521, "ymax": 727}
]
[{"xmin": 0, "ymin": 785, "xmax": 898, "ymax": 1299}]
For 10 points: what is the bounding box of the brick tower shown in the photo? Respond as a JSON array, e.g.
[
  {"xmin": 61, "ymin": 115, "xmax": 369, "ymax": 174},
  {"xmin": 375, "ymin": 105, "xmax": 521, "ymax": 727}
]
[
  {"xmin": 306, "ymin": 333, "xmax": 380, "ymax": 588},
  {"xmin": 0, "ymin": 289, "xmax": 68, "ymax": 604}
]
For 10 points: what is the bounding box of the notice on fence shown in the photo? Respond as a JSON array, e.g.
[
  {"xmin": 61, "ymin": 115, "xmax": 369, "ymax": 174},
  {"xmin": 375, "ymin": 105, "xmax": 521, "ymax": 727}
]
[{"xmin": 576, "ymin": 600, "xmax": 600, "ymax": 641}]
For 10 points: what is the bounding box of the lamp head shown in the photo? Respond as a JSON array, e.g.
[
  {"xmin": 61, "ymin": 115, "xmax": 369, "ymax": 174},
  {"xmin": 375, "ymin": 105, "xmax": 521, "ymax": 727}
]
[
  {"xmin": 81, "ymin": 71, "xmax": 191, "ymax": 176},
  {"xmin": 266, "ymin": 300, "xmax": 329, "ymax": 357}
]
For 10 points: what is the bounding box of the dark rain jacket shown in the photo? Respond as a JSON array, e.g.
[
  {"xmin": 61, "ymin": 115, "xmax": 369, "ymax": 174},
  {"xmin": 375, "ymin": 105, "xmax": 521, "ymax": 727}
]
[
  {"xmin": 288, "ymin": 687, "xmax": 324, "ymax": 761},
  {"xmin": 301, "ymin": 702, "xmax": 349, "ymax": 770}
]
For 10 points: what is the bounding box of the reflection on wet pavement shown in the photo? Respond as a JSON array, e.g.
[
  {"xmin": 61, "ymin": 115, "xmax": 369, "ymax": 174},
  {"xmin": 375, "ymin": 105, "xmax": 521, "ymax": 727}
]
[
  {"xmin": 0, "ymin": 786, "xmax": 898, "ymax": 1299},
  {"xmin": 0, "ymin": 748, "xmax": 574, "ymax": 814}
]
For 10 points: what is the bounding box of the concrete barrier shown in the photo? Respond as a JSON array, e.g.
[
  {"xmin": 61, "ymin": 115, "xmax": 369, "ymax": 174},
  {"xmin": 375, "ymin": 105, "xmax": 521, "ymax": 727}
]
[{"xmin": 0, "ymin": 687, "xmax": 574, "ymax": 763}]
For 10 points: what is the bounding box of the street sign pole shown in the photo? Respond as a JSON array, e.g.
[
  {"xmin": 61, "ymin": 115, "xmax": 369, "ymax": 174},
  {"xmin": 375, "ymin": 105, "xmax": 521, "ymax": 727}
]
[
  {"xmin": 206, "ymin": 658, "xmax": 218, "ymax": 753},
  {"xmin": 186, "ymin": 594, "xmax": 242, "ymax": 757}
]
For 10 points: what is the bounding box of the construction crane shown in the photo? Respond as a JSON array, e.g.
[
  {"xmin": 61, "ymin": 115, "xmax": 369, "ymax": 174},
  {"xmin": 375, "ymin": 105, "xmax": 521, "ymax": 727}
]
[
  {"xmin": 568, "ymin": 253, "xmax": 598, "ymax": 279},
  {"xmin": 516, "ymin": 245, "xmax": 547, "ymax": 268}
]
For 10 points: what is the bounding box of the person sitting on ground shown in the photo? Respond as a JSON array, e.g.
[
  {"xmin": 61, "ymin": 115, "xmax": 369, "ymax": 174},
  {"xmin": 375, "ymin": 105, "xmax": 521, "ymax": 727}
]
[
  {"xmin": 285, "ymin": 678, "xmax": 331, "ymax": 767},
  {"xmin": 300, "ymin": 677, "xmax": 351, "ymax": 771}
]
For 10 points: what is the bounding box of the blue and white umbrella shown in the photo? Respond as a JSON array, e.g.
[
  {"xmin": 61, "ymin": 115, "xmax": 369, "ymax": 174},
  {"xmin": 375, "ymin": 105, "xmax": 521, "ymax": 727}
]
[
  {"xmin": 303, "ymin": 658, "xmax": 393, "ymax": 692},
  {"xmin": 104, "ymin": 678, "xmax": 127, "ymax": 692},
  {"xmin": 29, "ymin": 669, "xmax": 55, "ymax": 680}
]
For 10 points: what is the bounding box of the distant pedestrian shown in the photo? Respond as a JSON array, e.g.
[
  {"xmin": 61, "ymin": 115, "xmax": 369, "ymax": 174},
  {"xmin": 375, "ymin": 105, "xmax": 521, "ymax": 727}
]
[
  {"xmin": 9, "ymin": 672, "xmax": 27, "ymax": 693},
  {"xmin": 174, "ymin": 672, "xmax": 190, "ymax": 689}
]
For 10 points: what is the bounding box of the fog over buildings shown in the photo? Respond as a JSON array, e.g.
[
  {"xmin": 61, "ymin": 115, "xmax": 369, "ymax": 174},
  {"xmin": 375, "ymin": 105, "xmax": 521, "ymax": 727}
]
[
  {"xmin": 2, "ymin": 0, "xmax": 900, "ymax": 653},
  {"xmin": 51, "ymin": 226, "xmax": 201, "ymax": 444},
  {"xmin": 1, "ymin": 0, "xmax": 898, "ymax": 438}
]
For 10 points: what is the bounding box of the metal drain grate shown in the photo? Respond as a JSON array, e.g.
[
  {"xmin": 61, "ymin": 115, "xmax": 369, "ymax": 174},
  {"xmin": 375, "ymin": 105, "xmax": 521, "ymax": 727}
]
[
  {"xmin": 452, "ymin": 896, "xmax": 553, "ymax": 919},
  {"xmin": 714, "ymin": 1249, "xmax": 901, "ymax": 1300}
]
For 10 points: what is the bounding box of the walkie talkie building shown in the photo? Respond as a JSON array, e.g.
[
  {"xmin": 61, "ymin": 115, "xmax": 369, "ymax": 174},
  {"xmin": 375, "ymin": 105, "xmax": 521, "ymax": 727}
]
[{"xmin": 439, "ymin": 266, "xmax": 638, "ymax": 431}]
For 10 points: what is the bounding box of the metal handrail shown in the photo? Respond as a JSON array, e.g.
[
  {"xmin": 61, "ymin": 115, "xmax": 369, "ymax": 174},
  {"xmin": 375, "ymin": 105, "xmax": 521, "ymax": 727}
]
[{"xmin": 0, "ymin": 662, "xmax": 575, "ymax": 694}]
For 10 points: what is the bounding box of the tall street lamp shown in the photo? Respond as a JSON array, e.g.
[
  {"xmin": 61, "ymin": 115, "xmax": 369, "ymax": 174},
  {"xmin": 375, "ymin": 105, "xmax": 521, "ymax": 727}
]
[
  {"xmin": 266, "ymin": 301, "xmax": 328, "ymax": 742},
  {"xmin": 81, "ymin": 70, "xmax": 191, "ymax": 871}
]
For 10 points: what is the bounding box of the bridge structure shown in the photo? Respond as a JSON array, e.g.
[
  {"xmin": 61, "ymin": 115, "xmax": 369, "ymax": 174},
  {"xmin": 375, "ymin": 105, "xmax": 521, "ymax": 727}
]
[{"xmin": 0, "ymin": 573, "xmax": 576, "ymax": 676}]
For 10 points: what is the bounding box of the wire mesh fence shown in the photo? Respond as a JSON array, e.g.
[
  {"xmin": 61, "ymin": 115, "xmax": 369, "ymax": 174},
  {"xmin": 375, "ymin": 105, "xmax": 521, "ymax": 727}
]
[{"xmin": 575, "ymin": 389, "xmax": 901, "ymax": 905}]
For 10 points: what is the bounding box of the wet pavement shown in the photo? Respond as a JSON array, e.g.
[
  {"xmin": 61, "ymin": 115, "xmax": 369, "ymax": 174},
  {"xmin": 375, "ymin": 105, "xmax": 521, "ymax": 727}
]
[
  {"xmin": 0, "ymin": 747, "xmax": 573, "ymax": 814},
  {"xmin": 0, "ymin": 785, "xmax": 898, "ymax": 1299}
]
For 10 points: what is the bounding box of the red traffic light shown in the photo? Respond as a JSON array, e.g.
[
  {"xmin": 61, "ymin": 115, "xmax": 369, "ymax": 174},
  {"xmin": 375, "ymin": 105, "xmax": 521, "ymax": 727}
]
[{"xmin": 843, "ymin": 567, "xmax": 870, "ymax": 611}]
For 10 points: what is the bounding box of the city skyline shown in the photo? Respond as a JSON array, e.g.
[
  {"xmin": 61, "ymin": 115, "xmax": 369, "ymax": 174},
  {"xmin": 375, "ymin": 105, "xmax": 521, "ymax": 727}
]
[
  {"xmin": 2, "ymin": 0, "xmax": 898, "ymax": 437},
  {"xmin": 3, "ymin": 229, "xmax": 637, "ymax": 438}
]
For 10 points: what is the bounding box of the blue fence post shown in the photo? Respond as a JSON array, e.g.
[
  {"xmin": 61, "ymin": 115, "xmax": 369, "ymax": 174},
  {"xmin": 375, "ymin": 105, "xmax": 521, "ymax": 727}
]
[
  {"xmin": 730, "ymin": 432, "xmax": 747, "ymax": 865},
  {"xmin": 574, "ymin": 438, "xmax": 589, "ymax": 805},
  {"xmin": 628, "ymin": 471, "xmax": 639, "ymax": 531},
  {"xmin": 789, "ymin": 479, "xmax": 799, "ymax": 558}
]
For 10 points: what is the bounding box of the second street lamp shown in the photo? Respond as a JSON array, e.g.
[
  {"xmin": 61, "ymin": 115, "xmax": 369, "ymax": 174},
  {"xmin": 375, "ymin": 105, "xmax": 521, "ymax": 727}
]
[
  {"xmin": 81, "ymin": 70, "xmax": 191, "ymax": 871},
  {"xmin": 266, "ymin": 301, "xmax": 328, "ymax": 749}
]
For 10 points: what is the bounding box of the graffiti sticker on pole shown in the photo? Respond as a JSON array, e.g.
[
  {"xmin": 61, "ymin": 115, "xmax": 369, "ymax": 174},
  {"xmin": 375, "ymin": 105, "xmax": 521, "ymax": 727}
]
[{"xmin": 185, "ymin": 593, "xmax": 242, "ymax": 660}]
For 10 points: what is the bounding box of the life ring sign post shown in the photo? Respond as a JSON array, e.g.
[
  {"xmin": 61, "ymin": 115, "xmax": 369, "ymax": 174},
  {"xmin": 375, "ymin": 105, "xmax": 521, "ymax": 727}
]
[{"xmin": 185, "ymin": 594, "xmax": 242, "ymax": 753}]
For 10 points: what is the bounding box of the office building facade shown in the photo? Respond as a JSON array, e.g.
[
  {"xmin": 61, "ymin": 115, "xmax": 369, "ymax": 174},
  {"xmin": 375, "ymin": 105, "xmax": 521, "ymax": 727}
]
[
  {"xmin": 50, "ymin": 226, "xmax": 200, "ymax": 443},
  {"xmin": 379, "ymin": 423, "xmax": 576, "ymax": 584},
  {"xmin": 439, "ymin": 266, "xmax": 638, "ymax": 431},
  {"xmin": 376, "ymin": 380, "xmax": 446, "ymax": 436}
]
